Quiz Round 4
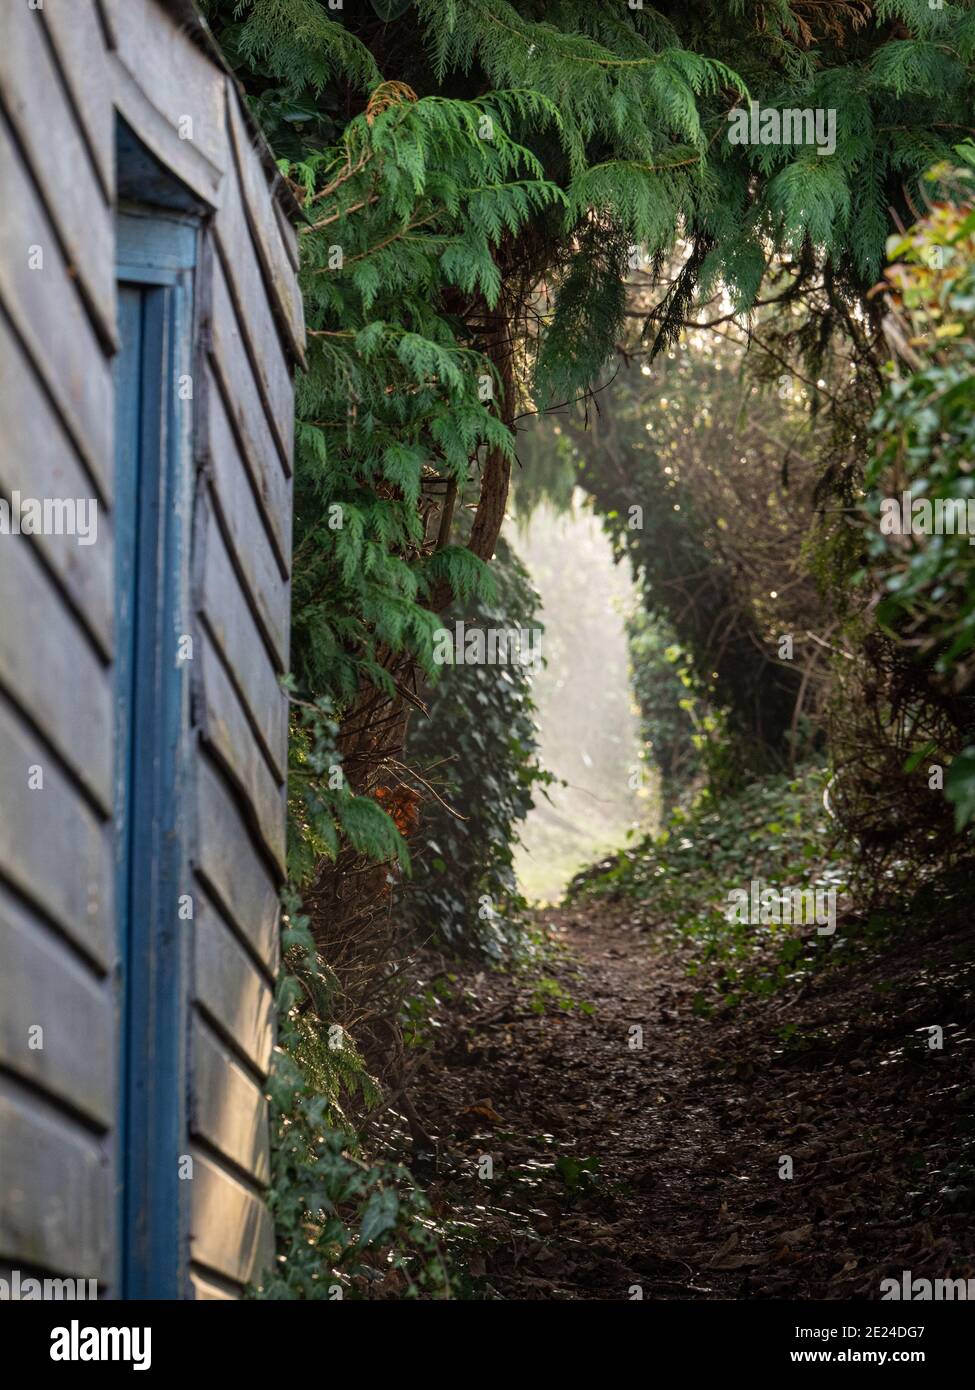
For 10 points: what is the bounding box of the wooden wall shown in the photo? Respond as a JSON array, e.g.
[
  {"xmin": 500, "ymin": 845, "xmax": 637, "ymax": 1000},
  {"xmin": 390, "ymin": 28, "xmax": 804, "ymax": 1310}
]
[{"xmin": 0, "ymin": 0, "xmax": 303, "ymax": 1298}]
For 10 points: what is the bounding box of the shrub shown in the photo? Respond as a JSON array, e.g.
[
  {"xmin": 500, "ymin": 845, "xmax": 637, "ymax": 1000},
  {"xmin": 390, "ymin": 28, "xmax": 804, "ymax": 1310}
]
[{"xmin": 404, "ymin": 536, "xmax": 553, "ymax": 956}]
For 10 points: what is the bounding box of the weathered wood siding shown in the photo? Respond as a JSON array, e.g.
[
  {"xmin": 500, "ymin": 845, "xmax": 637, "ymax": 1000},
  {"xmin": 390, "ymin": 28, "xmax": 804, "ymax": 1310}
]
[
  {"xmin": 0, "ymin": 0, "xmax": 118, "ymax": 1291},
  {"xmin": 0, "ymin": 0, "xmax": 302, "ymax": 1298}
]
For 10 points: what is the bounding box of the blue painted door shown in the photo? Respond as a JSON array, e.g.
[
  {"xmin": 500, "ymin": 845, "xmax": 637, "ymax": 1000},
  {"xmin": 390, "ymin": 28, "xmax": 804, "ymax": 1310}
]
[{"xmin": 114, "ymin": 210, "xmax": 196, "ymax": 1298}]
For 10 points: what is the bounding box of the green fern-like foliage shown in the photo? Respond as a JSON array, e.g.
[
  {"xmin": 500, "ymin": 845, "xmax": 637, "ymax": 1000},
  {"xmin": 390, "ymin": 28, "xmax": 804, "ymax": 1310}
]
[{"xmin": 204, "ymin": 0, "xmax": 975, "ymax": 873}]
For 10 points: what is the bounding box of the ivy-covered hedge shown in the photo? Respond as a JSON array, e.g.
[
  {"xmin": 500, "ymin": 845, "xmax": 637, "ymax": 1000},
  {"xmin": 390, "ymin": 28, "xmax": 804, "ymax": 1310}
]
[
  {"xmin": 404, "ymin": 535, "xmax": 552, "ymax": 956},
  {"xmin": 862, "ymin": 142, "xmax": 975, "ymax": 831}
]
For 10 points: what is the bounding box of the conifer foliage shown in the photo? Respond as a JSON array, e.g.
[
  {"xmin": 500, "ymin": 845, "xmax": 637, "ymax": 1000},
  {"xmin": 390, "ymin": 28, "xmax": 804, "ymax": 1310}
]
[
  {"xmin": 199, "ymin": 0, "xmax": 975, "ymax": 1300},
  {"xmin": 207, "ymin": 0, "xmax": 974, "ymax": 883}
]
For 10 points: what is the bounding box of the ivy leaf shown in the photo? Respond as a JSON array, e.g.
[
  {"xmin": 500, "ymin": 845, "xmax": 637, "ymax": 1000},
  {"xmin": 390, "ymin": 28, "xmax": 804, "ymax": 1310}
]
[{"xmin": 359, "ymin": 1188, "xmax": 399, "ymax": 1245}]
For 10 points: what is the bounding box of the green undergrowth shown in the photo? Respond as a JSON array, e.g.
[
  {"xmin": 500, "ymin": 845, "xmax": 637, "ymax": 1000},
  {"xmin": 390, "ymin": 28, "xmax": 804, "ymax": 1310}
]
[
  {"xmin": 252, "ymin": 896, "xmax": 452, "ymax": 1300},
  {"xmin": 568, "ymin": 765, "xmax": 866, "ymax": 1006}
]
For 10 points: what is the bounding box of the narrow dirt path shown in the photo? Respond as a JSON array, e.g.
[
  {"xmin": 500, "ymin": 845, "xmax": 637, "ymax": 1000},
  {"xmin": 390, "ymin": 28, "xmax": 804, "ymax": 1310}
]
[{"xmin": 412, "ymin": 900, "xmax": 975, "ymax": 1299}]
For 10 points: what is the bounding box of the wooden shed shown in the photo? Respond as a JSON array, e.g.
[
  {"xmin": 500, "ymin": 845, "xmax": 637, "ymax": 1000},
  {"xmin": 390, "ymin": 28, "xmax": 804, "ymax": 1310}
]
[{"xmin": 0, "ymin": 0, "xmax": 304, "ymax": 1298}]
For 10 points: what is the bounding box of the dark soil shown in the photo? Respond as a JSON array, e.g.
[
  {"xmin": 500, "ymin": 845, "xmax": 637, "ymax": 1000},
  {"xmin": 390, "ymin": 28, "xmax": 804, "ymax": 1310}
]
[{"xmin": 406, "ymin": 901, "xmax": 975, "ymax": 1299}]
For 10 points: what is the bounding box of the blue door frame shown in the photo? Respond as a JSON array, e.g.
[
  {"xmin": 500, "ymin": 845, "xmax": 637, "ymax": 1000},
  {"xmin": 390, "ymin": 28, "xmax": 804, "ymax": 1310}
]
[{"xmin": 114, "ymin": 209, "xmax": 196, "ymax": 1298}]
